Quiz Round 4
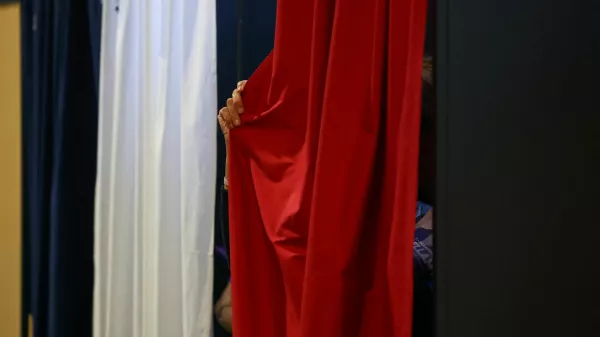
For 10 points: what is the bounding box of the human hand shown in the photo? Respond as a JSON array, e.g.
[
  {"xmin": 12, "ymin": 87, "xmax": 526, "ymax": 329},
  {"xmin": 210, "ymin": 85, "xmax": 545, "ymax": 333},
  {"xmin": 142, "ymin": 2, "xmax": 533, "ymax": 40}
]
[{"xmin": 218, "ymin": 80, "xmax": 247, "ymax": 146}]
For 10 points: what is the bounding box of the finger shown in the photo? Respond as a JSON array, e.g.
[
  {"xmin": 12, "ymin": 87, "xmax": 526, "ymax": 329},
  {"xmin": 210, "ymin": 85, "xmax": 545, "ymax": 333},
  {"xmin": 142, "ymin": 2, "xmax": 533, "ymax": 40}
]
[
  {"xmin": 221, "ymin": 105, "xmax": 234, "ymax": 129},
  {"xmin": 218, "ymin": 110, "xmax": 230, "ymax": 135},
  {"xmin": 237, "ymin": 80, "xmax": 247, "ymax": 92},
  {"xmin": 218, "ymin": 113, "xmax": 227, "ymax": 132},
  {"xmin": 226, "ymin": 98, "xmax": 239, "ymax": 127},
  {"xmin": 232, "ymin": 89, "xmax": 244, "ymax": 117}
]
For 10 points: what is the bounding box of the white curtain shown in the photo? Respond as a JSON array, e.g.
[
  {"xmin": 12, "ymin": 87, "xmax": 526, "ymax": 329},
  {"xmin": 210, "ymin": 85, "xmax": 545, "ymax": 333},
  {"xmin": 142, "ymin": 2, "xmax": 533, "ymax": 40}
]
[{"xmin": 94, "ymin": 1, "xmax": 217, "ymax": 336}]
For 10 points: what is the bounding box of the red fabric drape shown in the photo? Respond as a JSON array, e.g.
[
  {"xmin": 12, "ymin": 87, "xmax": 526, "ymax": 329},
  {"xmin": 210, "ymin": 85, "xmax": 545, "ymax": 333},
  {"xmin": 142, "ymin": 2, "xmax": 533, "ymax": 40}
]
[{"xmin": 228, "ymin": 0, "xmax": 428, "ymax": 336}]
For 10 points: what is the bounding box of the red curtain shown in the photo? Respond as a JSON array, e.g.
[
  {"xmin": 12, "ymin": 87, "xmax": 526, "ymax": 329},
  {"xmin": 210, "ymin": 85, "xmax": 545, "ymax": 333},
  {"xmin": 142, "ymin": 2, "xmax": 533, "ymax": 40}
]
[{"xmin": 228, "ymin": 0, "xmax": 428, "ymax": 336}]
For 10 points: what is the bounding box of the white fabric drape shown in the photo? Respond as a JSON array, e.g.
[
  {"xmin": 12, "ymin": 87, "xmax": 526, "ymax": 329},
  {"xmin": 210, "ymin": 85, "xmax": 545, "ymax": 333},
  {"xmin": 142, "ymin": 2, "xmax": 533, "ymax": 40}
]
[{"xmin": 94, "ymin": 1, "xmax": 217, "ymax": 336}]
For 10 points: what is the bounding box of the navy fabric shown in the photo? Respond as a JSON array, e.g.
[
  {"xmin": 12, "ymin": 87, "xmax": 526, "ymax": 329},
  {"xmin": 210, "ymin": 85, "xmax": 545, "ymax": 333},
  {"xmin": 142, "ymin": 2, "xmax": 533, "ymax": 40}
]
[{"xmin": 21, "ymin": 1, "xmax": 101, "ymax": 337}]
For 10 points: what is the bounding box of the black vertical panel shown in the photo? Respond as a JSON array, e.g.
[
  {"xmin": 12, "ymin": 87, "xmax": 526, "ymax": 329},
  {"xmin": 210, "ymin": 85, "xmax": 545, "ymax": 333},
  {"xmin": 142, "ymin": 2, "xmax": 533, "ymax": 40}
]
[{"xmin": 436, "ymin": 1, "xmax": 599, "ymax": 337}]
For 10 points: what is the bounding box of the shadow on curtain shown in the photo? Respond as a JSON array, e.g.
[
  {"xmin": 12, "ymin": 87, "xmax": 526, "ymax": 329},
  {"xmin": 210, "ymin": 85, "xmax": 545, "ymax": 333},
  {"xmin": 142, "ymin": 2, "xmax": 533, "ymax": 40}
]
[{"xmin": 21, "ymin": 1, "xmax": 101, "ymax": 337}]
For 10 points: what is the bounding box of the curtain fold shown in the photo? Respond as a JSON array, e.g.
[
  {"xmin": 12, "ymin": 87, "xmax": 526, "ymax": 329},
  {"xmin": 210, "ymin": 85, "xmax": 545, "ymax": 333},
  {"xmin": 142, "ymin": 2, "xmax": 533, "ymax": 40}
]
[
  {"xmin": 94, "ymin": 1, "xmax": 217, "ymax": 337},
  {"xmin": 21, "ymin": 1, "xmax": 102, "ymax": 336},
  {"xmin": 228, "ymin": 0, "xmax": 428, "ymax": 336}
]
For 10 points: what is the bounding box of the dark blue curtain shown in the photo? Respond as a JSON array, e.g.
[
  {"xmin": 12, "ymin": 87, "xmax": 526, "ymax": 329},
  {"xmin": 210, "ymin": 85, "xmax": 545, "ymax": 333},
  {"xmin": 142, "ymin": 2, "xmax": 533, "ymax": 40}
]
[
  {"xmin": 21, "ymin": 1, "xmax": 101, "ymax": 337},
  {"xmin": 213, "ymin": 1, "xmax": 276, "ymax": 336}
]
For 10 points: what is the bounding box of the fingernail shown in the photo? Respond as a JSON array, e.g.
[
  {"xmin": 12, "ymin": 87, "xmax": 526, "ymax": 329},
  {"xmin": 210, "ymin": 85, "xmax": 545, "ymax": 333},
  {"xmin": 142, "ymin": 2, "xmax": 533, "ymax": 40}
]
[{"xmin": 234, "ymin": 119, "xmax": 240, "ymax": 126}]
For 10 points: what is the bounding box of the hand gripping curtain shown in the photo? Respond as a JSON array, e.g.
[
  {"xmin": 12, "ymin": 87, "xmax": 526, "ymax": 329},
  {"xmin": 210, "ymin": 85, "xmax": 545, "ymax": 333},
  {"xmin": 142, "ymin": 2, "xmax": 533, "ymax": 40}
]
[
  {"xmin": 228, "ymin": 0, "xmax": 428, "ymax": 336},
  {"xmin": 94, "ymin": 1, "xmax": 217, "ymax": 337}
]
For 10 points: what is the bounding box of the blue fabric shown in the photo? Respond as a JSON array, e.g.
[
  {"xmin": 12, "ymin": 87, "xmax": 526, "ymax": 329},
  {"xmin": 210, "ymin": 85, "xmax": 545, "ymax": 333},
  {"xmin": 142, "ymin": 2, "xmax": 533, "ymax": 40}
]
[
  {"xmin": 413, "ymin": 202, "xmax": 434, "ymax": 337},
  {"xmin": 21, "ymin": 1, "xmax": 101, "ymax": 337},
  {"xmin": 414, "ymin": 201, "xmax": 433, "ymax": 277},
  {"xmin": 416, "ymin": 201, "xmax": 432, "ymax": 222}
]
